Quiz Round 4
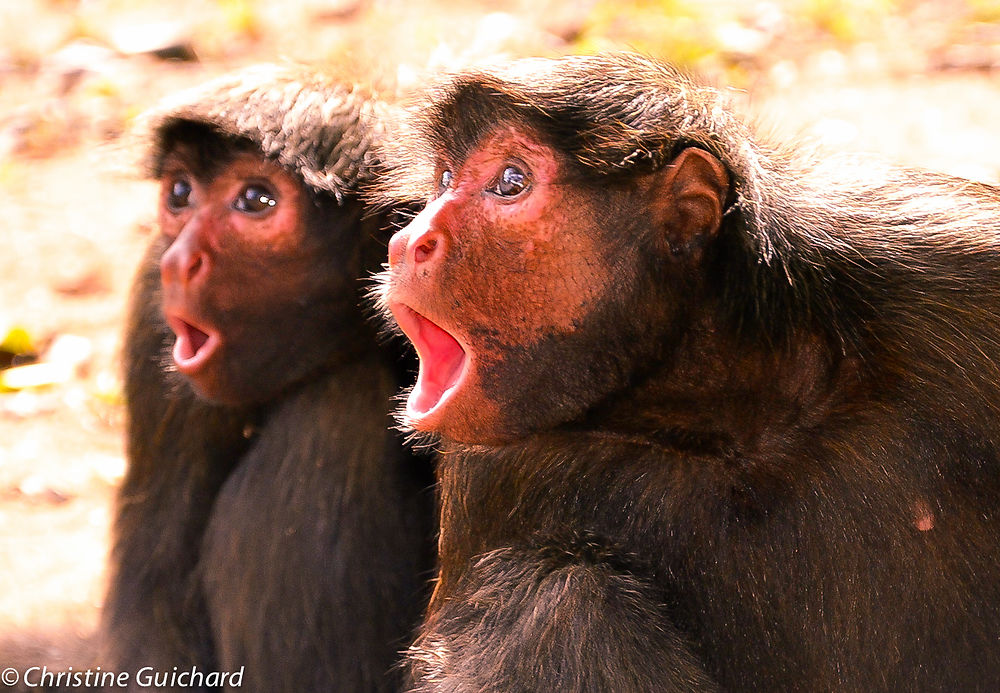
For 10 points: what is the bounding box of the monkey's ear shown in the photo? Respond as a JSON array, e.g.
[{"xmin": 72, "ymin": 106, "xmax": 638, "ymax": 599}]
[{"xmin": 648, "ymin": 147, "xmax": 729, "ymax": 257}]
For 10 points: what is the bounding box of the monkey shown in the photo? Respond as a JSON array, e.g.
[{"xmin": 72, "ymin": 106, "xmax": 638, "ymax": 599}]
[
  {"xmin": 375, "ymin": 52, "xmax": 1000, "ymax": 691},
  {"xmin": 101, "ymin": 65, "xmax": 434, "ymax": 692}
]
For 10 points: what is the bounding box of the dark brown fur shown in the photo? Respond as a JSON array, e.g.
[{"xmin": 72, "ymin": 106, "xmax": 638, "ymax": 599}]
[
  {"xmin": 102, "ymin": 67, "xmax": 434, "ymax": 692},
  {"xmin": 378, "ymin": 53, "xmax": 1000, "ymax": 691}
]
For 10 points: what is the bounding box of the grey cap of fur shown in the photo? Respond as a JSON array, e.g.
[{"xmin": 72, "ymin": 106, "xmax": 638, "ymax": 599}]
[{"xmin": 140, "ymin": 63, "xmax": 385, "ymax": 200}]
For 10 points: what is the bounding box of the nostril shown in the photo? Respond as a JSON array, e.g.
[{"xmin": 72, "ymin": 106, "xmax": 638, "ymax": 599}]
[
  {"xmin": 188, "ymin": 255, "xmax": 203, "ymax": 281},
  {"xmin": 414, "ymin": 238, "xmax": 438, "ymax": 264}
]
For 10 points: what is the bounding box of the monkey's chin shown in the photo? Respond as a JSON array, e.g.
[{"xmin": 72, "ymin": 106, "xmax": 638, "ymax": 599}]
[{"xmin": 389, "ymin": 303, "xmax": 468, "ymax": 424}]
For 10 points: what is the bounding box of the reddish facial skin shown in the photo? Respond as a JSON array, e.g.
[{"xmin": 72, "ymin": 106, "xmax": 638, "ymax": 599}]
[
  {"xmin": 384, "ymin": 127, "xmax": 620, "ymax": 442},
  {"xmin": 382, "ymin": 125, "xmax": 727, "ymax": 444},
  {"xmin": 158, "ymin": 148, "xmax": 348, "ymax": 405}
]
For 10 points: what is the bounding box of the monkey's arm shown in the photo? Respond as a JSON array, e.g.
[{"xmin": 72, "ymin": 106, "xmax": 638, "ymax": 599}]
[{"xmin": 407, "ymin": 546, "xmax": 719, "ymax": 693}]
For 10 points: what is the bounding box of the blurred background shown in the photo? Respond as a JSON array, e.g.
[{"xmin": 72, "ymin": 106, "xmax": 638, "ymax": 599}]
[{"xmin": 0, "ymin": 0, "xmax": 998, "ymax": 670}]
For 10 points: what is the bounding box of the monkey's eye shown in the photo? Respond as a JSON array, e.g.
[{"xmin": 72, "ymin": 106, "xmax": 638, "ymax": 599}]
[
  {"xmin": 488, "ymin": 165, "xmax": 529, "ymax": 198},
  {"xmin": 233, "ymin": 184, "xmax": 278, "ymax": 214},
  {"xmin": 165, "ymin": 179, "xmax": 192, "ymax": 212}
]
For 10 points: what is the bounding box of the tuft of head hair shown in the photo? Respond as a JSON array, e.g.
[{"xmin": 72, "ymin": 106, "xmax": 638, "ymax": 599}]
[
  {"xmin": 139, "ymin": 63, "xmax": 387, "ymax": 201},
  {"xmin": 380, "ymin": 54, "xmax": 757, "ymax": 197}
]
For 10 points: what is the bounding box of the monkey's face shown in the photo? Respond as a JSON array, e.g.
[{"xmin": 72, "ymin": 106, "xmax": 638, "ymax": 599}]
[
  {"xmin": 157, "ymin": 148, "xmax": 335, "ymax": 405},
  {"xmin": 381, "ymin": 126, "xmax": 630, "ymax": 443}
]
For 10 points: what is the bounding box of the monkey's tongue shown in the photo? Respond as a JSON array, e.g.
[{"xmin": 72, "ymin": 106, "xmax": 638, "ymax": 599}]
[{"xmin": 393, "ymin": 305, "xmax": 466, "ymax": 416}]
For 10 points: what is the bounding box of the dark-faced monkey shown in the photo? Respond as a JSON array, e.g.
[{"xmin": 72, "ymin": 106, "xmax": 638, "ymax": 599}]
[
  {"xmin": 377, "ymin": 53, "xmax": 1000, "ymax": 692},
  {"xmin": 102, "ymin": 65, "xmax": 434, "ymax": 692}
]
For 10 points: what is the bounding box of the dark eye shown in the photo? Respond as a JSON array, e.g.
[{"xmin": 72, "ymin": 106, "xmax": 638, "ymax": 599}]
[
  {"xmin": 165, "ymin": 179, "xmax": 192, "ymax": 212},
  {"xmin": 438, "ymin": 170, "xmax": 453, "ymax": 194},
  {"xmin": 489, "ymin": 165, "xmax": 529, "ymax": 198},
  {"xmin": 233, "ymin": 184, "xmax": 278, "ymax": 213}
]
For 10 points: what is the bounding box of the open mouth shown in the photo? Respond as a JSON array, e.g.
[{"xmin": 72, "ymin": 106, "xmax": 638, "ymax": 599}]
[
  {"xmin": 390, "ymin": 304, "xmax": 467, "ymax": 418},
  {"xmin": 166, "ymin": 315, "xmax": 220, "ymax": 374}
]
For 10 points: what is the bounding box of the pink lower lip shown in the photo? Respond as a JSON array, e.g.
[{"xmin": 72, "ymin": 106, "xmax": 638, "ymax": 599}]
[
  {"xmin": 166, "ymin": 315, "xmax": 219, "ymax": 374},
  {"xmin": 390, "ymin": 304, "xmax": 467, "ymax": 417}
]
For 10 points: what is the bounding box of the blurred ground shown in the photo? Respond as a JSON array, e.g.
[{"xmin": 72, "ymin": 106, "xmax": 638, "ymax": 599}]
[{"xmin": 0, "ymin": 0, "xmax": 998, "ymax": 675}]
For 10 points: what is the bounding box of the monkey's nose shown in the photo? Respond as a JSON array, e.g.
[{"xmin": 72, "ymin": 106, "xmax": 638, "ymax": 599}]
[
  {"xmin": 387, "ymin": 230, "xmax": 408, "ymax": 268},
  {"xmin": 161, "ymin": 234, "xmax": 209, "ymax": 288},
  {"xmin": 388, "ymin": 226, "xmax": 446, "ymax": 269}
]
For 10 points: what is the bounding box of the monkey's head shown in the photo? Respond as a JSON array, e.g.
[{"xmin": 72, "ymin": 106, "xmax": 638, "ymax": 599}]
[
  {"xmin": 141, "ymin": 65, "xmax": 387, "ymax": 405},
  {"xmin": 376, "ymin": 54, "xmax": 734, "ymax": 444}
]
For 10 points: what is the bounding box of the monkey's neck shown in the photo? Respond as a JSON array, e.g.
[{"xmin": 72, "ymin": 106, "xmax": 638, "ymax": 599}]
[{"xmin": 581, "ymin": 320, "xmax": 856, "ymax": 458}]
